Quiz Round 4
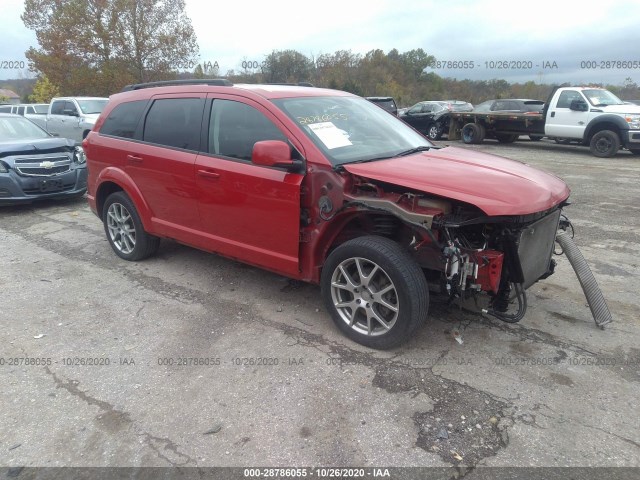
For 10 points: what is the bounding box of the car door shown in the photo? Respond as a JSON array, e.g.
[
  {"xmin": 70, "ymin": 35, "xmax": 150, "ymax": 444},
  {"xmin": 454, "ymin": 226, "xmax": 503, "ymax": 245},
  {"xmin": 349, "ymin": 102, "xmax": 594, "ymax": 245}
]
[
  {"xmin": 545, "ymin": 90, "xmax": 590, "ymax": 138},
  {"xmin": 194, "ymin": 95, "xmax": 304, "ymax": 276},
  {"xmin": 47, "ymin": 100, "xmax": 75, "ymax": 139},
  {"xmin": 126, "ymin": 95, "xmax": 205, "ymax": 236},
  {"xmin": 405, "ymin": 104, "xmax": 435, "ymax": 131}
]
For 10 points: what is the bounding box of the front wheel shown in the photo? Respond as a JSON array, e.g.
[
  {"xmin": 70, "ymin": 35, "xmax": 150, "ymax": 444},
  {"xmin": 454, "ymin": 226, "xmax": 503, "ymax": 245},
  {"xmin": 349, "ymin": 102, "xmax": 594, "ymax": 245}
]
[
  {"xmin": 321, "ymin": 236, "xmax": 429, "ymax": 349},
  {"xmin": 589, "ymin": 130, "xmax": 620, "ymax": 157},
  {"xmin": 103, "ymin": 191, "xmax": 160, "ymax": 261},
  {"xmin": 426, "ymin": 123, "xmax": 442, "ymax": 141}
]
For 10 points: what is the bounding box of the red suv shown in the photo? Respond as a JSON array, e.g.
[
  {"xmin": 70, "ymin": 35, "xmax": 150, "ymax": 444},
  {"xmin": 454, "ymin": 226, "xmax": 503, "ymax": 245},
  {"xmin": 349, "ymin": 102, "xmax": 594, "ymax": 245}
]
[{"xmin": 85, "ymin": 79, "xmax": 571, "ymax": 349}]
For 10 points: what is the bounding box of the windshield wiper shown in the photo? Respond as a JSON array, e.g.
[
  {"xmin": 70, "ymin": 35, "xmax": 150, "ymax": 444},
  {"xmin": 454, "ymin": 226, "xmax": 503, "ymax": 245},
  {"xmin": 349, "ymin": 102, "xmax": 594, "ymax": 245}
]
[
  {"xmin": 395, "ymin": 146, "xmax": 432, "ymax": 157},
  {"xmin": 338, "ymin": 145, "xmax": 433, "ymax": 168}
]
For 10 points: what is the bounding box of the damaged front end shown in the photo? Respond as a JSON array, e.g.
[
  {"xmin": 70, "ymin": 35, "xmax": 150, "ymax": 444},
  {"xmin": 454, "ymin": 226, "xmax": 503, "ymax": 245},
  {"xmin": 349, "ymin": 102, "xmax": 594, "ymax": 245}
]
[{"xmin": 341, "ymin": 176, "xmax": 611, "ymax": 329}]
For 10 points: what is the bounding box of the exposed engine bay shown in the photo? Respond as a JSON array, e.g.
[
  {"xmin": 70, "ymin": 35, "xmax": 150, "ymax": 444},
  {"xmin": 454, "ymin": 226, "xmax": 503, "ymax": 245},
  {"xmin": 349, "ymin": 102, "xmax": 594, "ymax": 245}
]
[{"xmin": 329, "ymin": 175, "xmax": 612, "ymax": 327}]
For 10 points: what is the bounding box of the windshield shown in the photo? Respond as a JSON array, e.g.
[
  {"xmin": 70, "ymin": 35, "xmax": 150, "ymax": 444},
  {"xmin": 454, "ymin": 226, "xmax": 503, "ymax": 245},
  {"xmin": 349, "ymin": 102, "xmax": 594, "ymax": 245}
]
[
  {"xmin": 0, "ymin": 116, "xmax": 49, "ymax": 140},
  {"xmin": 77, "ymin": 99, "xmax": 108, "ymax": 114},
  {"xmin": 273, "ymin": 96, "xmax": 432, "ymax": 167},
  {"xmin": 583, "ymin": 89, "xmax": 624, "ymax": 107}
]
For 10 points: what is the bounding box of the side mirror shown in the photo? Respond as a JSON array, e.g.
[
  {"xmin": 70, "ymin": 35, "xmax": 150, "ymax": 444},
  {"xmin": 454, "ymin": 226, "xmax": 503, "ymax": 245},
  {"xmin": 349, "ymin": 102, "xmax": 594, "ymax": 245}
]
[
  {"xmin": 569, "ymin": 99, "xmax": 588, "ymax": 112},
  {"xmin": 252, "ymin": 140, "xmax": 303, "ymax": 172}
]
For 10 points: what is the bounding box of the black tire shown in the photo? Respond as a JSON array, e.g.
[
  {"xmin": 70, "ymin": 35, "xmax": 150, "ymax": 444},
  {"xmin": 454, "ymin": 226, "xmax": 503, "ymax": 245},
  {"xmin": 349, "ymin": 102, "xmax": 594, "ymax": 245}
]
[
  {"xmin": 321, "ymin": 236, "xmax": 429, "ymax": 349},
  {"xmin": 495, "ymin": 133, "xmax": 518, "ymax": 143},
  {"xmin": 461, "ymin": 123, "xmax": 485, "ymax": 144},
  {"xmin": 589, "ymin": 130, "xmax": 620, "ymax": 158},
  {"xmin": 426, "ymin": 123, "xmax": 442, "ymax": 141},
  {"xmin": 529, "ymin": 135, "xmax": 543, "ymax": 141},
  {"xmin": 628, "ymin": 148, "xmax": 640, "ymax": 155},
  {"xmin": 102, "ymin": 191, "xmax": 160, "ymax": 261}
]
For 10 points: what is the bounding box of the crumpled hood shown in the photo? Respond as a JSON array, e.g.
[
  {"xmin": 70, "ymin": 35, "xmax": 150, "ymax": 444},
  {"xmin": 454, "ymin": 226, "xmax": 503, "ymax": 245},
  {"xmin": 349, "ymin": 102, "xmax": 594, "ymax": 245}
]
[
  {"xmin": 0, "ymin": 137, "xmax": 77, "ymax": 160},
  {"xmin": 343, "ymin": 146, "xmax": 570, "ymax": 216}
]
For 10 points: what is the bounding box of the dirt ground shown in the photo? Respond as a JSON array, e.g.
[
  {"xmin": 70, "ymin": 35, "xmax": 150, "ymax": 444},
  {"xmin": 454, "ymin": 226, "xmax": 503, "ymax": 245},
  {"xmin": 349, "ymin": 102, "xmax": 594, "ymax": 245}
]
[{"xmin": 1, "ymin": 138, "xmax": 638, "ymax": 476}]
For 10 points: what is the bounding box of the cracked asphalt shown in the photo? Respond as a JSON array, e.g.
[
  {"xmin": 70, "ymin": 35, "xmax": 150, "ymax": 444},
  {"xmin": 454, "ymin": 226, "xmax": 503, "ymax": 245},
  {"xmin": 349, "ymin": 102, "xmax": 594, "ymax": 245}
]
[{"xmin": 0, "ymin": 138, "xmax": 639, "ymax": 474}]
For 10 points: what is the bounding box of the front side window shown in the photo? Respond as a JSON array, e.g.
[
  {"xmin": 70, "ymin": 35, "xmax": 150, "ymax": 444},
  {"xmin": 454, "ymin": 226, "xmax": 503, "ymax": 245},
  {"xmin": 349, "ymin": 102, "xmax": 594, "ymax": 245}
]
[
  {"xmin": 274, "ymin": 95, "xmax": 431, "ymax": 167},
  {"xmin": 100, "ymin": 100, "xmax": 147, "ymax": 139},
  {"xmin": 208, "ymin": 100, "xmax": 287, "ymax": 161},
  {"xmin": 143, "ymin": 98, "xmax": 205, "ymax": 151},
  {"xmin": 64, "ymin": 101, "xmax": 78, "ymax": 115},
  {"xmin": 50, "ymin": 101, "xmax": 65, "ymax": 115},
  {"xmin": 556, "ymin": 90, "xmax": 583, "ymax": 109}
]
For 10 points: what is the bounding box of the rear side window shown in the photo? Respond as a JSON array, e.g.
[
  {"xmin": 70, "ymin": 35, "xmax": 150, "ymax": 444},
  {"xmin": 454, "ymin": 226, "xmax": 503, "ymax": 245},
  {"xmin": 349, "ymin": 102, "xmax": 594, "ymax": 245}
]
[
  {"xmin": 0, "ymin": 106, "xmax": 11, "ymax": 113},
  {"xmin": 100, "ymin": 100, "xmax": 147, "ymax": 139},
  {"xmin": 143, "ymin": 98, "xmax": 204, "ymax": 150},
  {"xmin": 208, "ymin": 100, "xmax": 287, "ymax": 161}
]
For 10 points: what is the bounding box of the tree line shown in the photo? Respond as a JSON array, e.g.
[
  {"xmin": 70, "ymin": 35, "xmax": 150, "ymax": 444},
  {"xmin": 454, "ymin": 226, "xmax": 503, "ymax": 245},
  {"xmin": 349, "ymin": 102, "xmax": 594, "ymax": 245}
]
[{"xmin": 11, "ymin": 0, "xmax": 640, "ymax": 105}]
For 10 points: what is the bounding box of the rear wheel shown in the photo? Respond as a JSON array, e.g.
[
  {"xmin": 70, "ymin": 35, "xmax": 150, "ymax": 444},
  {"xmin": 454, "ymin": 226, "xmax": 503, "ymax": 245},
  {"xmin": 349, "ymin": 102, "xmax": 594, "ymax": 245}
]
[
  {"xmin": 321, "ymin": 236, "xmax": 428, "ymax": 349},
  {"xmin": 589, "ymin": 130, "xmax": 620, "ymax": 158},
  {"xmin": 103, "ymin": 191, "xmax": 160, "ymax": 261},
  {"xmin": 495, "ymin": 133, "xmax": 518, "ymax": 143},
  {"xmin": 461, "ymin": 123, "xmax": 485, "ymax": 144}
]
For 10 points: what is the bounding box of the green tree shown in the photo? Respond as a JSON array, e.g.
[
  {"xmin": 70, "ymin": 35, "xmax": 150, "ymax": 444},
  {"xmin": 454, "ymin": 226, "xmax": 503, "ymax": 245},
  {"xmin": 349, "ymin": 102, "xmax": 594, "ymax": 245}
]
[
  {"xmin": 193, "ymin": 64, "xmax": 205, "ymax": 79},
  {"xmin": 28, "ymin": 75, "xmax": 60, "ymax": 103},
  {"xmin": 22, "ymin": 0, "xmax": 199, "ymax": 95},
  {"xmin": 261, "ymin": 50, "xmax": 314, "ymax": 83}
]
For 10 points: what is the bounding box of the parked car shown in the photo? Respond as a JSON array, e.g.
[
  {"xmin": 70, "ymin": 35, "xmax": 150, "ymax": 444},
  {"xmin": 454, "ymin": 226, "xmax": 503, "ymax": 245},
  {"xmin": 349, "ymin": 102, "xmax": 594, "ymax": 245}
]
[
  {"xmin": 399, "ymin": 101, "xmax": 451, "ymax": 140},
  {"xmin": 0, "ymin": 103, "xmax": 48, "ymax": 117},
  {"xmin": 472, "ymin": 99, "xmax": 545, "ymax": 114},
  {"xmin": 85, "ymin": 79, "xmax": 576, "ymax": 349},
  {"xmin": 365, "ymin": 97, "xmax": 398, "ymax": 116},
  {"xmin": 442, "ymin": 100, "xmax": 474, "ymax": 112},
  {"xmin": 0, "ymin": 113, "xmax": 87, "ymax": 205}
]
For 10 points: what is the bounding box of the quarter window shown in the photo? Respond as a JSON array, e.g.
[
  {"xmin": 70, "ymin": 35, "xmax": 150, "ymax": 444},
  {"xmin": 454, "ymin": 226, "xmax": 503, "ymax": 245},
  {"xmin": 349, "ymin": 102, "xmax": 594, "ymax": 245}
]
[
  {"xmin": 209, "ymin": 100, "xmax": 287, "ymax": 161},
  {"xmin": 143, "ymin": 98, "xmax": 204, "ymax": 150},
  {"xmin": 100, "ymin": 100, "xmax": 147, "ymax": 139}
]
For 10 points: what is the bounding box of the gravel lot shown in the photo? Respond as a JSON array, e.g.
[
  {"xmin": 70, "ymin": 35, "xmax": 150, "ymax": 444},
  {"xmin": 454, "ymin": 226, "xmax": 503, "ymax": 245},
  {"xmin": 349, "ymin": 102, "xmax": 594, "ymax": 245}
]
[{"xmin": 1, "ymin": 138, "xmax": 638, "ymax": 474}]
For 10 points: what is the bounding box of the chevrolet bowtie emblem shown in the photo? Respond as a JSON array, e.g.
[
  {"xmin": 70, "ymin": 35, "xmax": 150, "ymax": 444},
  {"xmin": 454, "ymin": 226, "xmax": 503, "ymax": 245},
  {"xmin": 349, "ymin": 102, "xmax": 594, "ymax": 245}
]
[{"xmin": 40, "ymin": 161, "xmax": 54, "ymax": 169}]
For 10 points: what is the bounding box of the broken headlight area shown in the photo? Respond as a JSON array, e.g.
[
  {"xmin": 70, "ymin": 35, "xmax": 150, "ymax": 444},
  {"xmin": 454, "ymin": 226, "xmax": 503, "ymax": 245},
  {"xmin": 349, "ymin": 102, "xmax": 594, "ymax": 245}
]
[{"xmin": 429, "ymin": 208, "xmax": 562, "ymax": 323}]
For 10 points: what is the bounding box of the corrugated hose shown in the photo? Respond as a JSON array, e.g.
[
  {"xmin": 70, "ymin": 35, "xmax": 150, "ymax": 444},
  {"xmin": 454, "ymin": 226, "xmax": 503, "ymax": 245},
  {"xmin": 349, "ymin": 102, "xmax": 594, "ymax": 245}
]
[{"xmin": 556, "ymin": 231, "xmax": 612, "ymax": 328}]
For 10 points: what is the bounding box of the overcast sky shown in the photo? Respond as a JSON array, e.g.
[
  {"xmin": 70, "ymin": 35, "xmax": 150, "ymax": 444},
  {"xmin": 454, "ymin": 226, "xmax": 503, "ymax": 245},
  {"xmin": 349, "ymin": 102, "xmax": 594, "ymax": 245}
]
[{"xmin": 2, "ymin": 0, "xmax": 640, "ymax": 86}]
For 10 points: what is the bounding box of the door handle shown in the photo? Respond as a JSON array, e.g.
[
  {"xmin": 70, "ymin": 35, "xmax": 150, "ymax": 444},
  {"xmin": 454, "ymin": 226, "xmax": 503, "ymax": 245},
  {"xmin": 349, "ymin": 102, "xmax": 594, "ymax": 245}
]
[
  {"xmin": 550, "ymin": 111, "xmax": 556, "ymax": 117},
  {"xmin": 197, "ymin": 169, "xmax": 220, "ymax": 179},
  {"xmin": 127, "ymin": 154, "xmax": 143, "ymax": 163}
]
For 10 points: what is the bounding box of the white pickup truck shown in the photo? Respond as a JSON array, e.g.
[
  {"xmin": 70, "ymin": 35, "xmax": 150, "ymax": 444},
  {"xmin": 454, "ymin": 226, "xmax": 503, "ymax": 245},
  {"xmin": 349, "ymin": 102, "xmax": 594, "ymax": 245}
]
[
  {"xmin": 450, "ymin": 86, "xmax": 640, "ymax": 157},
  {"xmin": 44, "ymin": 97, "xmax": 109, "ymax": 143}
]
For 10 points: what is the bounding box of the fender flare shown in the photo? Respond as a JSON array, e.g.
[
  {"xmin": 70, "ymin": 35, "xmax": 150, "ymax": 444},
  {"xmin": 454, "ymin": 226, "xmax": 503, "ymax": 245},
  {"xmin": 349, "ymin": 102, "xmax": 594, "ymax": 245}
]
[
  {"xmin": 95, "ymin": 167, "xmax": 154, "ymax": 231},
  {"xmin": 584, "ymin": 114, "xmax": 629, "ymax": 141}
]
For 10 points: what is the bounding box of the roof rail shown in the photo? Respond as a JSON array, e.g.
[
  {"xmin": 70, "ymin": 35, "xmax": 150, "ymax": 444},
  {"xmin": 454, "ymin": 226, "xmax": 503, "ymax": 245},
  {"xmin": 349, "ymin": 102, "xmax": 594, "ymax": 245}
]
[
  {"xmin": 121, "ymin": 79, "xmax": 233, "ymax": 91},
  {"xmin": 266, "ymin": 82, "xmax": 314, "ymax": 87}
]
